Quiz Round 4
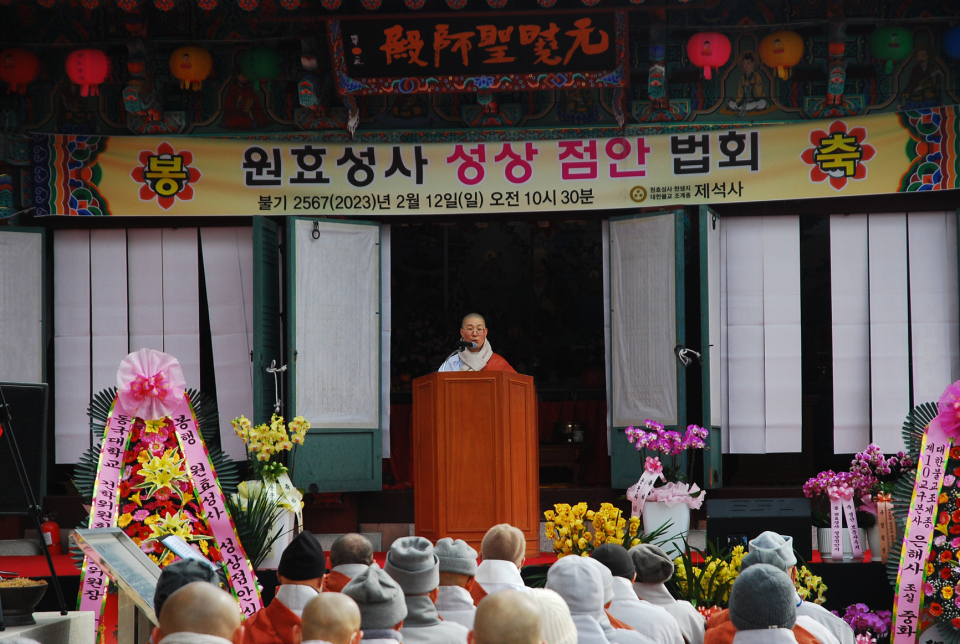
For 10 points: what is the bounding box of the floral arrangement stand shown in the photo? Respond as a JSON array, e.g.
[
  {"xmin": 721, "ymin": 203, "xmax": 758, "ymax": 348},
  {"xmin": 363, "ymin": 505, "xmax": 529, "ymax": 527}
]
[
  {"xmin": 231, "ymin": 413, "xmax": 309, "ymax": 569},
  {"xmin": 77, "ymin": 349, "xmax": 261, "ymax": 644},
  {"xmin": 624, "ymin": 421, "xmax": 708, "ymax": 557}
]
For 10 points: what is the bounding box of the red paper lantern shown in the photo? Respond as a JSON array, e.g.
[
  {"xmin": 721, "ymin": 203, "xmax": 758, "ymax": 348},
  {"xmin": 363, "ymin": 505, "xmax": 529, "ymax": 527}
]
[
  {"xmin": 0, "ymin": 49, "xmax": 40, "ymax": 95},
  {"xmin": 65, "ymin": 49, "xmax": 111, "ymax": 97},
  {"xmin": 686, "ymin": 32, "xmax": 731, "ymax": 80}
]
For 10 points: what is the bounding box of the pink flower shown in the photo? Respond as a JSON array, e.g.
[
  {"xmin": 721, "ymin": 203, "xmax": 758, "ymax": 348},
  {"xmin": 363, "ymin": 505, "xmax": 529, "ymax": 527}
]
[
  {"xmin": 924, "ymin": 582, "xmax": 936, "ymax": 596},
  {"xmin": 935, "ymin": 535, "xmax": 947, "ymax": 546},
  {"xmin": 133, "ymin": 510, "xmax": 149, "ymax": 521},
  {"xmin": 945, "ymin": 475, "xmax": 957, "ymax": 488},
  {"xmin": 951, "ymin": 538, "xmax": 960, "ymax": 549},
  {"xmin": 938, "ymin": 380, "xmax": 960, "ymax": 441}
]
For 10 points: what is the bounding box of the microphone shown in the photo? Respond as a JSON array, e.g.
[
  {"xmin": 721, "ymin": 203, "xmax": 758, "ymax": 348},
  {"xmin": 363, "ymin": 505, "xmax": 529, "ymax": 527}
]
[{"xmin": 457, "ymin": 340, "xmax": 478, "ymax": 351}]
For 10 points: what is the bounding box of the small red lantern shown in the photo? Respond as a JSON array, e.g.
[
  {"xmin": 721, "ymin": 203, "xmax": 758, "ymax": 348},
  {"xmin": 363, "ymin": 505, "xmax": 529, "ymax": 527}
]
[
  {"xmin": 65, "ymin": 49, "xmax": 111, "ymax": 97},
  {"xmin": 687, "ymin": 32, "xmax": 731, "ymax": 80},
  {"xmin": 0, "ymin": 49, "xmax": 40, "ymax": 95}
]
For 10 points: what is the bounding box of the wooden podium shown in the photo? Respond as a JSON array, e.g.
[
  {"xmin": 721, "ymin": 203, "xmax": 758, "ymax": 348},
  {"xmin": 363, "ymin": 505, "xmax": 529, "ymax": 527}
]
[{"xmin": 412, "ymin": 371, "xmax": 540, "ymax": 555}]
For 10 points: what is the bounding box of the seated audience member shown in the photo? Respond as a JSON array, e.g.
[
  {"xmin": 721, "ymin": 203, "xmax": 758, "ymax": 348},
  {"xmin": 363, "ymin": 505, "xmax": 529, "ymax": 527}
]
[
  {"xmin": 630, "ymin": 544, "xmax": 705, "ymax": 644},
  {"xmin": 527, "ymin": 589, "xmax": 577, "ymax": 644},
  {"xmin": 704, "ymin": 550, "xmax": 835, "ymax": 644},
  {"xmin": 728, "ymin": 564, "xmax": 799, "ymax": 644},
  {"xmin": 154, "ymin": 558, "xmax": 222, "ymax": 619},
  {"xmin": 435, "ymin": 537, "xmax": 479, "ymax": 629},
  {"xmin": 244, "ymin": 531, "xmax": 326, "ymax": 644},
  {"xmin": 748, "ymin": 533, "xmax": 853, "ymax": 644},
  {"xmin": 342, "ymin": 564, "xmax": 408, "ymax": 644},
  {"xmin": 298, "ymin": 592, "xmax": 363, "ymax": 644},
  {"xmin": 385, "ymin": 536, "xmax": 470, "ymax": 644},
  {"xmin": 473, "ymin": 524, "xmax": 528, "ymax": 603},
  {"xmin": 583, "ymin": 557, "xmax": 656, "ymax": 644},
  {"xmin": 325, "ymin": 534, "xmax": 376, "ymax": 593},
  {"xmin": 152, "ymin": 581, "xmax": 244, "ymax": 644},
  {"xmin": 469, "ymin": 589, "xmax": 543, "ymax": 644},
  {"xmin": 592, "ymin": 544, "xmax": 685, "ymax": 644}
]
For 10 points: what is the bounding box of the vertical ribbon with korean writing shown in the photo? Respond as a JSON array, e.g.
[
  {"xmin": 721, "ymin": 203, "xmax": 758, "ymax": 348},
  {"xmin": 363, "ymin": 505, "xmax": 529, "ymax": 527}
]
[
  {"xmin": 893, "ymin": 417, "xmax": 950, "ymax": 644},
  {"xmin": 171, "ymin": 394, "xmax": 262, "ymax": 617},
  {"xmin": 77, "ymin": 399, "xmax": 133, "ymax": 637}
]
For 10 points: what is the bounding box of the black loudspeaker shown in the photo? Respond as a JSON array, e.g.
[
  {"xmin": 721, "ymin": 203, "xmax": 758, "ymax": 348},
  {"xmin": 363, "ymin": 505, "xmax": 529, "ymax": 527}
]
[
  {"xmin": 0, "ymin": 381, "xmax": 48, "ymax": 515},
  {"xmin": 706, "ymin": 498, "xmax": 812, "ymax": 562}
]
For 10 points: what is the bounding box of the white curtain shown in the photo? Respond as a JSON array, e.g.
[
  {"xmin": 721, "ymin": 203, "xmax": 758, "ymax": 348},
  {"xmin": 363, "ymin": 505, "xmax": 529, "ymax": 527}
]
[
  {"xmin": 609, "ymin": 214, "xmax": 677, "ymax": 428},
  {"xmin": 201, "ymin": 227, "xmax": 254, "ymax": 460},
  {"xmin": 705, "ymin": 212, "xmax": 722, "ymax": 430},
  {"xmin": 722, "ymin": 216, "xmax": 802, "ymax": 454},
  {"xmin": 294, "ymin": 220, "xmax": 380, "ymax": 428},
  {"xmin": 602, "ymin": 220, "xmax": 611, "ymax": 454},
  {"xmin": 0, "ymin": 229, "xmax": 43, "ymax": 384},
  {"xmin": 831, "ymin": 211, "xmax": 959, "ymax": 454},
  {"xmin": 162, "ymin": 229, "xmax": 201, "ymax": 388},
  {"xmin": 381, "ymin": 224, "xmax": 392, "ymax": 458},
  {"xmin": 90, "ymin": 230, "xmax": 129, "ymax": 397}
]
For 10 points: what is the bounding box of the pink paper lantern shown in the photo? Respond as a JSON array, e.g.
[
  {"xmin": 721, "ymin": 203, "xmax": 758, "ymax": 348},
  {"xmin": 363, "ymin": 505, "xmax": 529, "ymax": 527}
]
[
  {"xmin": 686, "ymin": 32, "xmax": 731, "ymax": 80},
  {"xmin": 65, "ymin": 49, "xmax": 111, "ymax": 97}
]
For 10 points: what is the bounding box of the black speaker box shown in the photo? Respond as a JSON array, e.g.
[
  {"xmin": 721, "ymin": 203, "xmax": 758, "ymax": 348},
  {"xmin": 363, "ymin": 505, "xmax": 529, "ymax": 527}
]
[
  {"xmin": 0, "ymin": 382, "xmax": 48, "ymax": 515},
  {"xmin": 706, "ymin": 498, "xmax": 812, "ymax": 561}
]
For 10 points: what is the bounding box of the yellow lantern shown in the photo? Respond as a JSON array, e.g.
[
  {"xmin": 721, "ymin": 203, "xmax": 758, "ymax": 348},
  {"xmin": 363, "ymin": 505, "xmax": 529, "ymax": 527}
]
[
  {"xmin": 759, "ymin": 31, "xmax": 804, "ymax": 80},
  {"xmin": 169, "ymin": 46, "xmax": 213, "ymax": 90}
]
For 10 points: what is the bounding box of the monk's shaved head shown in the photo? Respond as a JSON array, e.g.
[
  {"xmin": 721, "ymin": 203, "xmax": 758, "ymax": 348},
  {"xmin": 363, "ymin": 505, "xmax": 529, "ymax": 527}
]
[
  {"xmin": 302, "ymin": 593, "xmax": 363, "ymax": 644},
  {"xmin": 331, "ymin": 533, "xmax": 374, "ymax": 567},
  {"xmin": 156, "ymin": 581, "xmax": 241, "ymax": 641},
  {"xmin": 472, "ymin": 590, "xmax": 542, "ymax": 644},
  {"xmin": 462, "ymin": 313, "xmax": 486, "ymax": 328}
]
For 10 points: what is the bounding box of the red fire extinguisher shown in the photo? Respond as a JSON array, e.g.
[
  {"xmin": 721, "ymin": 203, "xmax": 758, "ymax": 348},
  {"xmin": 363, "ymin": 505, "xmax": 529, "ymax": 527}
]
[{"xmin": 41, "ymin": 515, "xmax": 62, "ymax": 555}]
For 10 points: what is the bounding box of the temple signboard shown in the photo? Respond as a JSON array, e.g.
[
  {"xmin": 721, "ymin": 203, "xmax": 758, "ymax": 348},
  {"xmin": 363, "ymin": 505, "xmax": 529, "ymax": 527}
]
[{"xmin": 327, "ymin": 12, "xmax": 627, "ymax": 94}]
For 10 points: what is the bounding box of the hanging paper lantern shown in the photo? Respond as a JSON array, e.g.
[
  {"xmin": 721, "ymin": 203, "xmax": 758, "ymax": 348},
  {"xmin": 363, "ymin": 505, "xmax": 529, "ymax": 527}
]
[
  {"xmin": 759, "ymin": 31, "xmax": 803, "ymax": 80},
  {"xmin": 686, "ymin": 32, "xmax": 731, "ymax": 80},
  {"xmin": 65, "ymin": 49, "xmax": 111, "ymax": 97},
  {"xmin": 0, "ymin": 49, "xmax": 40, "ymax": 95},
  {"xmin": 240, "ymin": 47, "xmax": 282, "ymax": 92},
  {"xmin": 869, "ymin": 26, "xmax": 913, "ymax": 74},
  {"xmin": 944, "ymin": 25, "xmax": 960, "ymax": 60},
  {"xmin": 169, "ymin": 46, "xmax": 213, "ymax": 90}
]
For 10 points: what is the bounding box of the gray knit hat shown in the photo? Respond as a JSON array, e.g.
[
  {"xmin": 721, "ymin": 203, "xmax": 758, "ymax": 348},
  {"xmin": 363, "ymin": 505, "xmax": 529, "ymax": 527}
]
[
  {"xmin": 629, "ymin": 544, "xmax": 674, "ymax": 584},
  {"xmin": 384, "ymin": 536, "xmax": 440, "ymax": 594},
  {"xmin": 748, "ymin": 532, "xmax": 797, "ymax": 568},
  {"xmin": 435, "ymin": 538, "xmax": 478, "ymax": 576},
  {"xmin": 740, "ymin": 549, "xmax": 787, "ymax": 573},
  {"xmin": 342, "ymin": 564, "xmax": 408, "ymax": 630},
  {"xmin": 729, "ymin": 564, "xmax": 797, "ymax": 631}
]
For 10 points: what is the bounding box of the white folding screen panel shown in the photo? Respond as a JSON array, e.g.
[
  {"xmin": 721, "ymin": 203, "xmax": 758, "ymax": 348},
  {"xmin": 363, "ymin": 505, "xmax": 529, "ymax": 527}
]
[
  {"xmin": 295, "ymin": 220, "xmax": 380, "ymax": 428},
  {"xmin": 54, "ymin": 230, "xmax": 91, "ymax": 463},
  {"xmin": 908, "ymin": 212, "xmax": 960, "ymax": 405},
  {"xmin": 90, "ymin": 230, "xmax": 129, "ymax": 396},
  {"xmin": 762, "ymin": 217, "xmax": 803, "ymax": 452},
  {"xmin": 200, "ymin": 227, "xmax": 254, "ymax": 460},
  {"xmin": 609, "ymin": 214, "xmax": 677, "ymax": 428},
  {"xmin": 0, "ymin": 230, "xmax": 43, "ymax": 383},
  {"xmin": 869, "ymin": 214, "xmax": 910, "ymax": 453},
  {"xmin": 830, "ymin": 215, "xmax": 871, "ymax": 453},
  {"xmin": 601, "ymin": 220, "xmax": 612, "ymax": 455},
  {"xmin": 127, "ymin": 229, "xmax": 165, "ymax": 353},
  {"xmin": 723, "ymin": 218, "xmax": 766, "ymax": 453},
  {"xmin": 162, "ymin": 229, "xmax": 201, "ymax": 388},
  {"xmin": 721, "ymin": 216, "xmax": 802, "ymax": 454},
  {"xmin": 381, "ymin": 224, "xmax": 392, "ymax": 458}
]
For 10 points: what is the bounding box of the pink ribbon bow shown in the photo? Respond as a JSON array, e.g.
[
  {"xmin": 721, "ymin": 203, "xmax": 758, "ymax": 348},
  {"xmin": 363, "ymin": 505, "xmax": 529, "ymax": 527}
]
[
  {"xmin": 117, "ymin": 348, "xmax": 186, "ymax": 421},
  {"xmin": 827, "ymin": 484, "xmax": 854, "ymax": 502},
  {"xmin": 645, "ymin": 456, "xmax": 663, "ymax": 476}
]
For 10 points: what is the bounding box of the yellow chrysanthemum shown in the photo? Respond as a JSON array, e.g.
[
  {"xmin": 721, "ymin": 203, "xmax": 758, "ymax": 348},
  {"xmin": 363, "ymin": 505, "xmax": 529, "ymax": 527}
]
[{"xmin": 118, "ymin": 513, "xmax": 133, "ymax": 528}]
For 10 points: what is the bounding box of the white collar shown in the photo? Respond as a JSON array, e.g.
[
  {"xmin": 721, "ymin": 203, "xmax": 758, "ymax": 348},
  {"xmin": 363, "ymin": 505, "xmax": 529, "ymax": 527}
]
[
  {"xmin": 435, "ymin": 586, "xmax": 476, "ymax": 612},
  {"xmin": 333, "ymin": 563, "xmax": 371, "ymax": 578},
  {"xmin": 733, "ymin": 629, "xmax": 799, "ymax": 644},
  {"xmin": 158, "ymin": 635, "xmax": 233, "ymax": 644},
  {"xmin": 611, "ymin": 577, "xmax": 641, "ymax": 603},
  {"xmin": 475, "ymin": 559, "xmax": 524, "ymax": 586},
  {"xmin": 570, "ymin": 614, "xmax": 611, "ymax": 644},
  {"xmin": 632, "ymin": 582, "xmax": 676, "ymax": 606},
  {"xmin": 275, "ymin": 584, "xmax": 320, "ymax": 617}
]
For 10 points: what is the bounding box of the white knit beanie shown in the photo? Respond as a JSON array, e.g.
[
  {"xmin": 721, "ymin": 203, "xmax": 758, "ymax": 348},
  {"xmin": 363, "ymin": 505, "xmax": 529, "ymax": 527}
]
[{"xmin": 527, "ymin": 589, "xmax": 577, "ymax": 644}]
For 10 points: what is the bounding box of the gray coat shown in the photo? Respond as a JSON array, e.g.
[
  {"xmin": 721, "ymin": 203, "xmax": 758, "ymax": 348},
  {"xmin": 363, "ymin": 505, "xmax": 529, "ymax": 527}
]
[{"xmin": 400, "ymin": 596, "xmax": 469, "ymax": 644}]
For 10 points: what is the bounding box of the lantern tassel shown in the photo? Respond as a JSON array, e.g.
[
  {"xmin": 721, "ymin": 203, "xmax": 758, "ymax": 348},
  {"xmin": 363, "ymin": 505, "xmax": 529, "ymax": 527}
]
[
  {"xmin": 778, "ymin": 66, "xmax": 788, "ymax": 81},
  {"xmin": 704, "ymin": 65, "xmax": 712, "ymax": 81}
]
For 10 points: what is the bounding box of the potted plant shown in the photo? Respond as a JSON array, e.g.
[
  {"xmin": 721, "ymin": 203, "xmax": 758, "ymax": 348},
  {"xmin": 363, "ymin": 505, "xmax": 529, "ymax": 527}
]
[
  {"xmin": 230, "ymin": 414, "xmax": 310, "ymax": 568},
  {"xmin": 850, "ymin": 444, "xmax": 914, "ymax": 564},
  {"xmin": 803, "ymin": 469, "xmax": 876, "ymax": 561},
  {"xmin": 831, "ymin": 604, "xmax": 892, "ymax": 644},
  {"xmin": 624, "ymin": 421, "xmax": 709, "ymax": 556}
]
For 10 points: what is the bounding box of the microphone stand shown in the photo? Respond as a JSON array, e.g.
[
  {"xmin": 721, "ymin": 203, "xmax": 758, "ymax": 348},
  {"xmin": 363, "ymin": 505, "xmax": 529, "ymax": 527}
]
[{"xmin": 0, "ymin": 386, "xmax": 69, "ymax": 631}]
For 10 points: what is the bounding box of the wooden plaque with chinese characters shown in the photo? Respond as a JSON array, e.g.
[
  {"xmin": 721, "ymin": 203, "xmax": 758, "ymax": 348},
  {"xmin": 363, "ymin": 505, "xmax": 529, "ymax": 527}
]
[{"xmin": 412, "ymin": 371, "xmax": 540, "ymax": 555}]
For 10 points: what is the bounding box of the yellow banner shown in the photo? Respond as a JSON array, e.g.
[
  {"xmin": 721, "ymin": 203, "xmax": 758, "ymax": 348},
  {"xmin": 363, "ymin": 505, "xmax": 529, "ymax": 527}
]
[{"xmin": 31, "ymin": 106, "xmax": 959, "ymax": 216}]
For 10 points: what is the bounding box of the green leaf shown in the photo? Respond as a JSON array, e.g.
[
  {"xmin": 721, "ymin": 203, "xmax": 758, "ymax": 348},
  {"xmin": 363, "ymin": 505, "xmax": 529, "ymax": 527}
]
[{"xmin": 224, "ymin": 483, "xmax": 286, "ymax": 571}]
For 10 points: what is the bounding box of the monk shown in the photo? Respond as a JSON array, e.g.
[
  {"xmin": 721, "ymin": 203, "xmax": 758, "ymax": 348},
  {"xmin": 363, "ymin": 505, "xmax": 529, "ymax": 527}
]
[
  {"xmin": 242, "ymin": 531, "xmax": 326, "ymax": 644},
  {"xmin": 296, "ymin": 593, "xmax": 363, "ymax": 644},
  {"xmin": 151, "ymin": 581, "xmax": 245, "ymax": 644},
  {"xmin": 439, "ymin": 313, "xmax": 516, "ymax": 373},
  {"xmin": 469, "ymin": 590, "xmax": 542, "ymax": 644},
  {"xmin": 323, "ymin": 533, "xmax": 375, "ymax": 593}
]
